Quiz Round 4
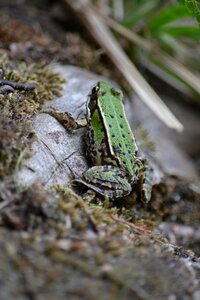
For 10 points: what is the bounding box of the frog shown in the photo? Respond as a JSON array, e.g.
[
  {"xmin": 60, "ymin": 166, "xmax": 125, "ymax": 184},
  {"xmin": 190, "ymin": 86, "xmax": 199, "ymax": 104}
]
[{"xmin": 47, "ymin": 82, "xmax": 152, "ymax": 201}]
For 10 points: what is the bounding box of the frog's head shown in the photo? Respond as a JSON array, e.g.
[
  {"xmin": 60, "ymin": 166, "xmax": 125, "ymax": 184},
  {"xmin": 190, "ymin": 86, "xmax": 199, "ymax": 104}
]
[
  {"xmin": 94, "ymin": 82, "xmax": 110, "ymax": 95},
  {"xmin": 95, "ymin": 82, "xmax": 123, "ymax": 99}
]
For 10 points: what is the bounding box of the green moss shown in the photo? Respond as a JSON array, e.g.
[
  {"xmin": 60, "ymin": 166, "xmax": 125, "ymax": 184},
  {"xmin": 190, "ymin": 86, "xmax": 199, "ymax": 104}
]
[{"xmin": 0, "ymin": 55, "xmax": 65, "ymax": 179}]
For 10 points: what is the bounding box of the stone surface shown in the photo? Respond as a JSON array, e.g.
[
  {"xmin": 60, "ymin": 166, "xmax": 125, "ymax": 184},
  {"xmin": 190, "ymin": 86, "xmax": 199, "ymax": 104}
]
[
  {"xmin": 17, "ymin": 65, "xmax": 111, "ymax": 188},
  {"xmin": 130, "ymin": 94, "xmax": 199, "ymax": 180}
]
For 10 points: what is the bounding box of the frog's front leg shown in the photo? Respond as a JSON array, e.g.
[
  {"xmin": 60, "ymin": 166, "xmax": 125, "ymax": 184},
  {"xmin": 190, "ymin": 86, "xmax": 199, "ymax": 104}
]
[
  {"xmin": 75, "ymin": 165, "xmax": 132, "ymax": 199},
  {"xmin": 43, "ymin": 110, "xmax": 87, "ymax": 131}
]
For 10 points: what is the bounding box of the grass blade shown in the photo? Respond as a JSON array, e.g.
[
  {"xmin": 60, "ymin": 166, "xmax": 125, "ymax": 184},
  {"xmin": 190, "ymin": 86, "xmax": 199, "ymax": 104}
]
[{"xmin": 148, "ymin": 4, "xmax": 189, "ymax": 32}]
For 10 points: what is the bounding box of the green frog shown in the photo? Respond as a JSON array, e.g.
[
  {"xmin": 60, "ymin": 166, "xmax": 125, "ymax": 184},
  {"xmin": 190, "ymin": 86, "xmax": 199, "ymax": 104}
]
[{"xmin": 48, "ymin": 82, "xmax": 152, "ymax": 201}]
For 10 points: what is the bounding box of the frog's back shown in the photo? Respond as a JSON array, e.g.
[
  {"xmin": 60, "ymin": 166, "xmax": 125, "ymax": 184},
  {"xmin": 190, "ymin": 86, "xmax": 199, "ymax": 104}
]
[{"xmin": 97, "ymin": 82, "xmax": 138, "ymax": 176}]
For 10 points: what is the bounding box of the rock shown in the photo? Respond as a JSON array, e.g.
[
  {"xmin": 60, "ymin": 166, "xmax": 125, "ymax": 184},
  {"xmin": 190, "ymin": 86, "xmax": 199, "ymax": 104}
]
[
  {"xmin": 130, "ymin": 95, "xmax": 199, "ymax": 180},
  {"xmin": 17, "ymin": 65, "xmax": 111, "ymax": 188}
]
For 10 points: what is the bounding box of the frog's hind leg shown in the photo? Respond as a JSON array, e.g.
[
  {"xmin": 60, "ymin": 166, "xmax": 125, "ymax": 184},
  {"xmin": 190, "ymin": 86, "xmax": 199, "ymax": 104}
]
[
  {"xmin": 136, "ymin": 158, "xmax": 153, "ymax": 202},
  {"xmin": 75, "ymin": 165, "xmax": 132, "ymax": 199}
]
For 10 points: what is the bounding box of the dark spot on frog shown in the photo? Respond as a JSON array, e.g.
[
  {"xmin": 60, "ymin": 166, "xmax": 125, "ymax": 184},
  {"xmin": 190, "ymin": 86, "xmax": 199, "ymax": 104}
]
[
  {"xmin": 110, "ymin": 114, "xmax": 114, "ymax": 118},
  {"xmin": 120, "ymin": 115, "xmax": 123, "ymax": 118},
  {"xmin": 109, "ymin": 124, "xmax": 112, "ymax": 128},
  {"xmin": 123, "ymin": 161, "xmax": 126, "ymax": 165},
  {"xmin": 117, "ymin": 150, "xmax": 122, "ymax": 155},
  {"xmin": 122, "ymin": 134, "xmax": 125, "ymax": 138},
  {"xmin": 112, "ymin": 134, "xmax": 115, "ymax": 138},
  {"xmin": 120, "ymin": 124, "xmax": 123, "ymax": 129},
  {"xmin": 118, "ymin": 143, "xmax": 122, "ymax": 148},
  {"xmin": 100, "ymin": 91, "xmax": 106, "ymax": 96}
]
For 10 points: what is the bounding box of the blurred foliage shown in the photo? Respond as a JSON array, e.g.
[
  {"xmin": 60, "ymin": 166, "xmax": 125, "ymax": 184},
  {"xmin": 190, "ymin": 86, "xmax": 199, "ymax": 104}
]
[
  {"xmin": 185, "ymin": 0, "xmax": 200, "ymax": 26},
  {"xmin": 109, "ymin": 0, "xmax": 200, "ymax": 101}
]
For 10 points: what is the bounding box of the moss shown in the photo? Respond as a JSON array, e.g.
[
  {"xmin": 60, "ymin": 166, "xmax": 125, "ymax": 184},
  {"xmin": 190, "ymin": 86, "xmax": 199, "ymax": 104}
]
[{"xmin": 0, "ymin": 55, "xmax": 65, "ymax": 180}]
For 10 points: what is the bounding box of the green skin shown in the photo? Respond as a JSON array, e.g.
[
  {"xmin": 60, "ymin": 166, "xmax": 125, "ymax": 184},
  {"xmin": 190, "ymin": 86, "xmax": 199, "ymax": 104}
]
[{"xmin": 77, "ymin": 82, "xmax": 152, "ymax": 201}]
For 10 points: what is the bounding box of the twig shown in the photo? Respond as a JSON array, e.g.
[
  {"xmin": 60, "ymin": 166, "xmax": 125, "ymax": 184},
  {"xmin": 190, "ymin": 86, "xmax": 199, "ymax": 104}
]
[
  {"xmin": 0, "ymin": 79, "xmax": 35, "ymax": 91},
  {"xmin": 111, "ymin": 215, "xmax": 152, "ymax": 235},
  {"xmin": 0, "ymin": 70, "xmax": 35, "ymax": 94}
]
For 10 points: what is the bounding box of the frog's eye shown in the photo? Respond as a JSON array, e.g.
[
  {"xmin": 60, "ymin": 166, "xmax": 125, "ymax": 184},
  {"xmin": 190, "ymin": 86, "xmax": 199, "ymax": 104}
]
[
  {"xmin": 92, "ymin": 87, "xmax": 97, "ymax": 94},
  {"xmin": 93, "ymin": 84, "xmax": 100, "ymax": 93},
  {"xmin": 111, "ymin": 88, "xmax": 123, "ymax": 97}
]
